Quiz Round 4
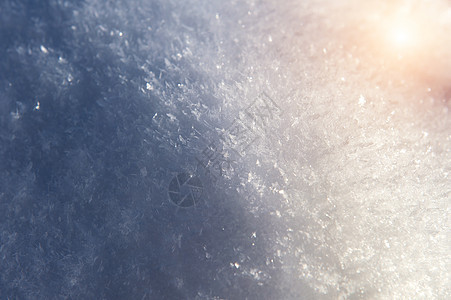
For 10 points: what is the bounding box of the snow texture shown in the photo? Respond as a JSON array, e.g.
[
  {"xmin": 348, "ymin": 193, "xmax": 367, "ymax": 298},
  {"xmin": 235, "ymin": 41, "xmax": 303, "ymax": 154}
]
[{"xmin": 0, "ymin": 0, "xmax": 450, "ymax": 299}]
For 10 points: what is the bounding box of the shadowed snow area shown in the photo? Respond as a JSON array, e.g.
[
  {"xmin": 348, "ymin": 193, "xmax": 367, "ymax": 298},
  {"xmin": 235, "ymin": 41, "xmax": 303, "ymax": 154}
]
[{"xmin": 0, "ymin": 0, "xmax": 449, "ymax": 299}]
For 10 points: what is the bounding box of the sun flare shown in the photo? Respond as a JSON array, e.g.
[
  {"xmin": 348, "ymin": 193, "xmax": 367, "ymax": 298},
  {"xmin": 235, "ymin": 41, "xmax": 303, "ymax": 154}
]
[{"xmin": 390, "ymin": 26, "xmax": 412, "ymax": 47}]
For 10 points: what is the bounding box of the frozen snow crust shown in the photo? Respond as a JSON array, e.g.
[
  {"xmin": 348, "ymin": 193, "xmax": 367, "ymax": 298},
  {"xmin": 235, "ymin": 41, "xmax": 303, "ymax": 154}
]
[{"xmin": 0, "ymin": 0, "xmax": 449, "ymax": 299}]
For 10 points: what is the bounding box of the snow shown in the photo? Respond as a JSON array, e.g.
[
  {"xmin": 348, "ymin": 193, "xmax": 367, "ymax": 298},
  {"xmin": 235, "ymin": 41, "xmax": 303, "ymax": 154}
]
[{"xmin": 0, "ymin": 0, "xmax": 449, "ymax": 299}]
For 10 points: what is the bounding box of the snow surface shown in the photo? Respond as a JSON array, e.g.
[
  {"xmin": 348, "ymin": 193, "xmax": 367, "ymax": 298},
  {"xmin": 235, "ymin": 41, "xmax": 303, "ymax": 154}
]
[{"xmin": 0, "ymin": 0, "xmax": 449, "ymax": 299}]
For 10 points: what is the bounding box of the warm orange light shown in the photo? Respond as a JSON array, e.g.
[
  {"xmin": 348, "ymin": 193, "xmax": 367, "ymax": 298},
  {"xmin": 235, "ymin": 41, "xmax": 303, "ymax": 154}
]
[
  {"xmin": 390, "ymin": 26, "xmax": 412, "ymax": 47},
  {"xmin": 384, "ymin": 15, "xmax": 422, "ymax": 53}
]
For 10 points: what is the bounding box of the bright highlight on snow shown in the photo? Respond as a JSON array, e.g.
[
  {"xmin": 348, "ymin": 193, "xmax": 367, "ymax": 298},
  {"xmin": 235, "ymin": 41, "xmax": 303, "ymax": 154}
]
[
  {"xmin": 366, "ymin": 0, "xmax": 450, "ymax": 79},
  {"xmin": 390, "ymin": 25, "xmax": 412, "ymax": 47},
  {"xmin": 380, "ymin": 12, "xmax": 422, "ymax": 57}
]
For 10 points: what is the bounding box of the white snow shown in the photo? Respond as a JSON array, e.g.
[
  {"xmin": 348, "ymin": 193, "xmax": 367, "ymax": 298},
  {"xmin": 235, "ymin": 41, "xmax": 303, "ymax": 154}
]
[{"xmin": 5, "ymin": 0, "xmax": 449, "ymax": 298}]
